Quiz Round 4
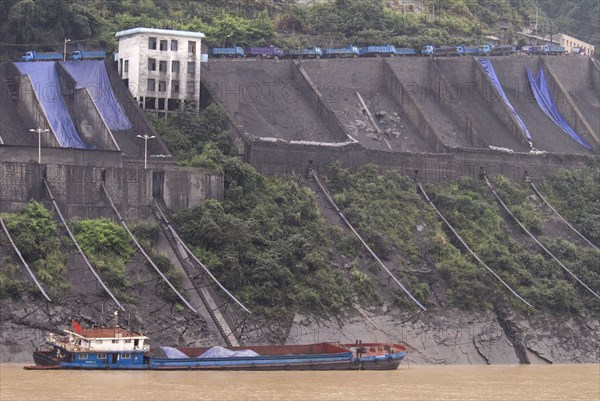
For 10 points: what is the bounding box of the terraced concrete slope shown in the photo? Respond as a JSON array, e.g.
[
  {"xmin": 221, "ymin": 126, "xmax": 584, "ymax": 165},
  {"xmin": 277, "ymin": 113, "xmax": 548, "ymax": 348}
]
[
  {"xmin": 0, "ymin": 64, "xmax": 35, "ymax": 146},
  {"xmin": 436, "ymin": 57, "xmax": 529, "ymax": 152},
  {"xmin": 490, "ymin": 57, "xmax": 589, "ymax": 154},
  {"xmin": 300, "ymin": 58, "xmax": 429, "ymax": 152},
  {"xmin": 202, "ymin": 60, "xmax": 340, "ymax": 142},
  {"xmin": 544, "ymin": 57, "xmax": 600, "ymax": 140},
  {"xmin": 386, "ymin": 58, "xmax": 469, "ymax": 148}
]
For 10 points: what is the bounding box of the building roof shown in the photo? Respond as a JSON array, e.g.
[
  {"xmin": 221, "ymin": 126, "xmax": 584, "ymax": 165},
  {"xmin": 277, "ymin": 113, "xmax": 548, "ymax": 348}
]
[
  {"xmin": 116, "ymin": 27, "xmax": 205, "ymax": 39},
  {"xmin": 77, "ymin": 327, "xmax": 147, "ymax": 339}
]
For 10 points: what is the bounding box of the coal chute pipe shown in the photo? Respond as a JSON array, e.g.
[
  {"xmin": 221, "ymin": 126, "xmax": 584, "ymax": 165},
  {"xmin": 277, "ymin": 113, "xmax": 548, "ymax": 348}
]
[
  {"xmin": 100, "ymin": 183, "xmax": 198, "ymax": 314},
  {"xmin": 416, "ymin": 180, "xmax": 533, "ymax": 308},
  {"xmin": 0, "ymin": 217, "xmax": 52, "ymax": 302},
  {"xmin": 484, "ymin": 176, "xmax": 599, "ymax": 300},
  {"xmin": 42, "ymin": 179, "xmax": 125, "ymax": 310},
  {"xmin": 310, "ymin": 170, "xmax": 427, "ymax": 312},
  {"xmin": 153, "ymin": 199, "xmax": 251, "ymax": 314}
]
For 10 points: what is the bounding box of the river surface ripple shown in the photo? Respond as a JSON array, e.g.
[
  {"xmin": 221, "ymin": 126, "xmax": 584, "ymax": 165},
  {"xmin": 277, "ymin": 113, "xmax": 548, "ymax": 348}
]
[{"xmin": 1, "ymin": 363, "xmax": 599, "ymax": 401}]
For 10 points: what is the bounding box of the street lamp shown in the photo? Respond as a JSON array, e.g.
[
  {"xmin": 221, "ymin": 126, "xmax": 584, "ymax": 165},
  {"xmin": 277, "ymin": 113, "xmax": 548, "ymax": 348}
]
[
  {"xmin": 30, "ymin": 127, "xmax": 49, "ymax": 164},
  {"xmin": 137, "ymin": 134, "xmax": 156, "ymax": 169},
  {"xmin": 63, "ymin": 38, "xmax": 71, "ymax": 61}
]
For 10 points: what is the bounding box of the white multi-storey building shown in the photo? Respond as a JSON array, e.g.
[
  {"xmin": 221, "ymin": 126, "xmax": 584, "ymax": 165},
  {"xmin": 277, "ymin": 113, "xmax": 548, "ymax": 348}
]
[{"xmin": 115, "ymin": 27, "xmax": 205, "ymax": 112}]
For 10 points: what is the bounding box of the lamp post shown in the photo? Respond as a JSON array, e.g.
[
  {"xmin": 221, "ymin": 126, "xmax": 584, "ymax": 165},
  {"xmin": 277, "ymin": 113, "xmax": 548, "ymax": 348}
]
[
  {"xmin": 63, "ymin": 38, "xmax": 71, "ymax": 61},
  {"xmin": 30, "ymin": 127, "xmax": 49, "ymax": 164},
  {"xmin": 137, "ymin": 134, "xmax": 155, "ymax": 169}
]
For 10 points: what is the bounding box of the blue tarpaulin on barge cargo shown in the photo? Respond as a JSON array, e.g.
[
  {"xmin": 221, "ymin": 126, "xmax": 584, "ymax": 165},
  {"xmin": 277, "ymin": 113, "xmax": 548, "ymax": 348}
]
[
  {"xmin": 479, "ymin": 59, "xmax": 532, "ymax": 145},
  {"xmin": 526, "ymin": 67, "xmax": 592, "ymax": 151},
  {"xmin": 15, "ymin": 62, "xmax": 87, "ymax": 148},
  {"xmin": 61, "ymin": 61, "xmax": 132, "ymax": 131}
]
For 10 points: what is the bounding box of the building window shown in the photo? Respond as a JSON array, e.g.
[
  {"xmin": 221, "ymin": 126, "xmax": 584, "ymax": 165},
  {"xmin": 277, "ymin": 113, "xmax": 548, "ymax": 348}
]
[
  {"xmin": 97, "ymin": 353, "xmax": 106, "ymax": 359},
  {"xmin": 79, "ymin": 353, "xmax": 88, "ymax": 360},
  {"xmin": 187, "ymin": 81, "xmax": 195, "ymax": 94},
  {"xmin": 159, "ymin": 60, "xmax": 167, "ymax": 73},
  {"xmin": 148, "ymin": 37, "xmax": 157, "ymax": 50},
  {"xmin": 147, "ymin": 79, "xmax": 156, "ymax": 91},
  {"xmin": 187, "ymin": 62, "xmax": 195, "ymax": 76},
  {"xmin": 171, "ymin": 60, "xmax": 180, "ymax": 73},
  {"xmin": 159, "ymin": 40, "xmax": 168, "ymax": 51},
  {"xmin": 112, "ymin": 339, "xmax": 119, "ymax": 344},
  {"xmin": 95, "ymin": 340, "xmax": 103, "ymax": 344},
  {"xmin": 171, "ymin": 80, "xmax": 180, "ymax": 94},
  {"xmin": 124, "ymin": 60, "xmax": 129, "ymax": 73},
  {"xmin": 158, "ymin": 80, "xmax": 166, "ymax": 92},
  {"xmin": 124, "ymin": 339, "xmax": 132, "ymax": 343},
  {"xmin": 188, "ymin": 41, "xmax": 196, "ymax": 54},
  {"xmin": 148, "ymin": 58, "xmax": 156, "ymax": 71},
  {"xmin": 121, "ymin": 353, "xmax": 131, "ymax": 359},
  {"xmin": 171, "ymin": 40, "xmax": 178, "ymax": 51}
]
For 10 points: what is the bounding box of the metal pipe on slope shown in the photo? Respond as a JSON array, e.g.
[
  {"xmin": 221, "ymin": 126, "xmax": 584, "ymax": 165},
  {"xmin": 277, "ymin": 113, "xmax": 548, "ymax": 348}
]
[
  {"xmin": 309, "ymin": 170, "xmax": 427, "ymax": 312},
  {"xmin": 153, "ymin": 199, "xmax": 251, "ymax": 314},
  {"xmin": 0, "ymin": 217, "xmax": 52, "ymax": 302},
  {"xmin": 527, "ymin": 178, "xmax": 599, "ymax": 252},
  {"xmin": 484, "ymin": 176, "xmax": 600, "ymax": 300},
  {"xmin": 100, "ymin": 183, "xmax": 198, "ymax": 314},
  {"xmin": 416, "ymin": 181, "xmax": 533, "ymax": 308},
  {"xmin": 42, "ymin": 179, "xmax": 125, "ymax": 310}
]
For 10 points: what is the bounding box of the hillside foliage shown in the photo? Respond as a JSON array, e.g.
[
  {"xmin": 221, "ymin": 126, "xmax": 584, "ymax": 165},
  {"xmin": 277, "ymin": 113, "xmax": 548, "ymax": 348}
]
[{"xmin": 1, "ymin": 0, "xmax": 596, "ymax": 61}]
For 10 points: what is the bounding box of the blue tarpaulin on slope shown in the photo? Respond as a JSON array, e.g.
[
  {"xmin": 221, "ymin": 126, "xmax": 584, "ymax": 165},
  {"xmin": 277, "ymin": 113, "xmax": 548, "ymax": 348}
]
[
  {"xmin": 478, "ymin": 59, "xmax": 533, "ymax": 146},
  {"xmin": 526, "ymin": 67, "xmax": 592, "ymax": 151},
  {"xmin": 61, "ymin": 61, "xmax": 132, "ymax": 131},
  {"xmin": 15, "ymin": 62, "xmax": 87, "ymax": 148}
]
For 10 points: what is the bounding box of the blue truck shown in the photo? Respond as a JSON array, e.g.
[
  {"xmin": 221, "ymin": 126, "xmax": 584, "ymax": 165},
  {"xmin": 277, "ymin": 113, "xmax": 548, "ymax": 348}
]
[
  {"xmin": 358, "ymin": 45, "xmax": 396, "ymax": 57},
  {"xmin": 247, "ymin": 46, "xmax": 284, "ymax": 59},
  {"xmin": 420, "ymin": 45, "xmax": 434, "ymax": 56},
  {"xmin": 21, "ymin": 51, "xmax": 63, "ymax": 61},
  {"xmin": 284, "ymin": 47, "xmax": 323, "ymax": 59},
  {"xmin": 69, "ymin": 50, "xmax": 106, "ymax": 60},
  {"xmin": 477, "ymin": 44, "xmax": 493, "ymax": 56},
  {"xmin": 394, "ymin": 48, "xmax": 417, "ymax": 56},
  {"xmin": 210, "ymin": 47, "xmax": 245, "ymax": 58},
  {"xmin": 324, "ymin": 46, "xmax": 360, "ymax": 58},
  {"xmin": 533, "ymin": 44, "xmax": 565, "ymax": 55},
  {"xmin": 457, "ymin": 45, "xmax": 479, "ymax": 56}
]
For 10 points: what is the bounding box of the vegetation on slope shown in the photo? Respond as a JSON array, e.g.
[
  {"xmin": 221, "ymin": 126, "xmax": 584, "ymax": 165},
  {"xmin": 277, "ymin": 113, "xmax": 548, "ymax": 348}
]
[
  {"xmin": 0, "ymin": 201, "xmax": 69, "ymax": 297},
  {"xmin": 71, "ymin": 218, "xmax": 135, "ymax": 301},
  {"xmin": 2, "ymin": 0, "xmax": 595, "ymax": 61}
]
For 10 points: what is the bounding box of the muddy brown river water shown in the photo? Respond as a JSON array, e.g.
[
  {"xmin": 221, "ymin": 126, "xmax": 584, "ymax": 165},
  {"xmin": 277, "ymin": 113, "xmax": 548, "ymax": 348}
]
[{"xmin": 1, "ymin": 363, "xmax": 599, "ymax": 400}]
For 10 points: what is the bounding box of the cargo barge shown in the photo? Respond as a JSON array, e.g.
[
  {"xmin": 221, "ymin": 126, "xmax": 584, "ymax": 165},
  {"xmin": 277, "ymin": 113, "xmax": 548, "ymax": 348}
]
[{"xmin": 25, "ymin": 323, "xmax": 407, "ymax": 371}]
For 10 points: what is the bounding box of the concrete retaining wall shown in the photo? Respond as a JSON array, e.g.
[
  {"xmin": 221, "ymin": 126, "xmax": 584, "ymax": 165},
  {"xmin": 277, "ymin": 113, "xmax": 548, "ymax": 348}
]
[
  {"xmin": 382, "ymin": 60, "xmax": 445, "ymax": 151},
  {"xmin": 15, "ymin": 74, "xmax": 60, "ymax": 148},
  {"xmin": 473, "ymin": 58, "xmax": 530, "ymax": 147},
  {"xmin": 244, "ymin": 139, "xmax": 591, "ymax": 182},
  {"xmin": 1, "ymin": 149, "xmax": 223, "ymax": 219},
  {"xmin": 291, "ymin": 61, "xmax": 349, "ymax": 142}
]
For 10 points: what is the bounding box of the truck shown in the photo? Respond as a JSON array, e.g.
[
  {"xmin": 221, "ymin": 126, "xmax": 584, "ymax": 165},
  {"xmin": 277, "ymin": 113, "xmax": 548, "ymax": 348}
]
[
  {"xmin": 490, "ymin": 45, "xmax": 516, "ymax": 56},
  {"xmin": 210, "ymin": 47, "xmax": 245, "ymax": 58},
  {"xmin": 358, "ymin": 45, "xmax": 396, "ymax": 57},
  {"xmin": 433, "ymin": 46, "xmax": 461, "ymax": 57},
  {"xmin": 478, "ymin": 44, "xmax": 493, "ymax": 56},
  {"xmin": 420, "ymin": 45, "xmax": 434, "ymax": 56},
  {"xmin": 393, "ymin": 48, "xmax": 417, "ymax": 56},
  {"xmin": 247, "ymin": 46, "xmax": 284, "ymax": 59},
  {"xmin": 533, "ymin": 44, "xmax": 565, "ymax": 55},
  {"xmin": 69, "ymin": 50, "xmax": 106, "ymax": 60},
  {"xmin": 323, "ymin": 46, "xmax": 360, "ymax": 58},
  {"xmin": 21, "ymin": 51, "xmax": 63, "ymax": 61},
  {"xmin": 457, "ymin": 45, "xmax": 479, "ymax": 56},
  {"xmin": 284, "ymin": 47, "xmax": 323, "ymax": 59}
]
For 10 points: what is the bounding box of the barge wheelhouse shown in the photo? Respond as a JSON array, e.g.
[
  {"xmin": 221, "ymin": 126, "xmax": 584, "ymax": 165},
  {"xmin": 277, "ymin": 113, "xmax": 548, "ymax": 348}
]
[{"xmin": 30, "ymin": 326, "xmax": 149, "ymax": 370}]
